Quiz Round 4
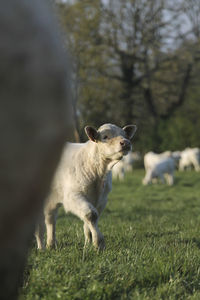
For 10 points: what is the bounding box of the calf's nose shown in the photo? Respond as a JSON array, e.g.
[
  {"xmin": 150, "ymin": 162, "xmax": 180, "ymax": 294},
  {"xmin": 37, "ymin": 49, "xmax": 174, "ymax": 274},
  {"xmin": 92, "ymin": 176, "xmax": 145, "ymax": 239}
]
[{"xmin": 120, "ymin": 139, "xmax": 131, "ymax": 147}]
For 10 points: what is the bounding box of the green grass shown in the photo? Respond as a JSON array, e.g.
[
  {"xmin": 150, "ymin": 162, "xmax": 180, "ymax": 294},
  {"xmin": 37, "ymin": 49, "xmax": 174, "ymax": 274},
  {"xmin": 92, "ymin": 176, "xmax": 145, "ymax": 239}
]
[{"xmin": 20, "ymin": 170, "xmax": 200, "ymax": 300}]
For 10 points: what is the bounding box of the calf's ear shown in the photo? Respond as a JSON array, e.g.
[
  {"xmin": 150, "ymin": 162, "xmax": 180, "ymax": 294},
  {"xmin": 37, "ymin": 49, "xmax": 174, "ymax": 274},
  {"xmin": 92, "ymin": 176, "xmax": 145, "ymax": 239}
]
[
  {"xmin": 85, "ymin": 126, "xmax": 99, "ymax": 142},
  {"xmin": 123, "ymin": 125, "xmax": 137, "ymax": 140}
]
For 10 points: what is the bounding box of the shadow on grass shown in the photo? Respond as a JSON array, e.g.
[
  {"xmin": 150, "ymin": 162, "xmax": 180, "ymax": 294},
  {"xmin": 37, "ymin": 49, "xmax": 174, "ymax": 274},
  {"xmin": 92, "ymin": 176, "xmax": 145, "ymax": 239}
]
[
  {"xmin": 182, "ymin": 182, "xmax": 194, "ymax": 187},
  {"xmin": 178, "ymin": 237, "xmax": 200, "ymax": 249},
  {"xmin": 144, "ymin": 230, "xmax": 180, "ymax": 238}
]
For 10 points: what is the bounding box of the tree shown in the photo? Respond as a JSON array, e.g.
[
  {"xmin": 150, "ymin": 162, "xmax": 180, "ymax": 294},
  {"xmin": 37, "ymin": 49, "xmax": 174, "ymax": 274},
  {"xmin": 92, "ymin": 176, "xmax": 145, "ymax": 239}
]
[{"xmin": 57, "ymin": 0, "xmax": 200, "ymax": 150}]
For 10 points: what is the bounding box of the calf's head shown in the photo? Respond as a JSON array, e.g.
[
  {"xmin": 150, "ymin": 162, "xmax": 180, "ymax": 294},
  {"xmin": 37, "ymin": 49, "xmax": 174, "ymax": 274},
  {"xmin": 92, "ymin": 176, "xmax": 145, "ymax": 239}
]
[{"xmin": 85, "ymin": 123, "xmax": 137, "ymax": 161}]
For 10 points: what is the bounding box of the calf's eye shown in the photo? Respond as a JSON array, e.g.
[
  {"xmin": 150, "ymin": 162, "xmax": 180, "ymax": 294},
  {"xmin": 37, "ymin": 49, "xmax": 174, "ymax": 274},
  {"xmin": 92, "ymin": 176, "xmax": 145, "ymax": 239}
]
[{"xmin": 103, "ymin": 135, "xmax": 108, "ymax": 140}]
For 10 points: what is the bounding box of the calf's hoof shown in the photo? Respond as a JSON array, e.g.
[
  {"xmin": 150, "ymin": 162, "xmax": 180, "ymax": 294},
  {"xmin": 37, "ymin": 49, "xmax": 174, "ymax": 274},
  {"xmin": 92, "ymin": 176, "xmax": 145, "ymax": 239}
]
[
  {"xmin": 47, "ymin": 239, "xmax": 58, "ymax": 249},
  {"xmin": 95, "ymin": 235, "xmax": 105, "ymax": 251}
]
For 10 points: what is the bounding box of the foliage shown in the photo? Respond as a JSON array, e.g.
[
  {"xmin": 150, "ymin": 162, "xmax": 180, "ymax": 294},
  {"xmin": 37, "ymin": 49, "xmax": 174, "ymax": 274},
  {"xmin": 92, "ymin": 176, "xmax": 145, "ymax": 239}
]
[
  {"xmin": 20, "ymin": 170, "xmax": 200, "ymax": 299},
  {"xmin": 57, "ymin": 0, "xmax": 200, "ymax": 152}
]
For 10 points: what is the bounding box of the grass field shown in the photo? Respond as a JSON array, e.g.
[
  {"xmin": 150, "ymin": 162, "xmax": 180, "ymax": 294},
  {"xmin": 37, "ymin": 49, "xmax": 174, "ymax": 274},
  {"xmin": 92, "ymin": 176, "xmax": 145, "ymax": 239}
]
[{"xmin": 20, "ymin": 170, "xmax": 200, "ymax": 300}]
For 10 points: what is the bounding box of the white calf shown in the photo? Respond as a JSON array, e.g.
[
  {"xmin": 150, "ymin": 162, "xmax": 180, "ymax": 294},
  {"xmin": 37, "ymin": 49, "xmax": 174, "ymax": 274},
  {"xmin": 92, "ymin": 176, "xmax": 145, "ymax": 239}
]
[
  {"xmin": 143, "ymin": 157, "xmax": 175, "ymax": 185},
  {"xmin": 35, "ymin": 123, "xmax": 137, "ymax": 250},
  {"xmin": 112, "ymin": 160, "xmax": 125, "ymax": 181},
  {"xmin": 112, "ymin": 151, "xmax": 141, "ymax": 180},
  {"xmin": 124, "ymin": 151, "xmax": 141, "ymax": 172},
  {"xmin": 144, "ymin": 151, "xmax": 172, "ymax": 172},
  {"xmin": 179, "ymin": 147, "xmax": 200, "ymax": 171}
]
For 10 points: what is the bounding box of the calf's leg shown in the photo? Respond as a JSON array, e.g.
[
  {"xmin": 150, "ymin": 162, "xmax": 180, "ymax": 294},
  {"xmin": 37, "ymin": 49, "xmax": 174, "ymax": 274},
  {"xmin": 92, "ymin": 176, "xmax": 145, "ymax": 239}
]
[
  {"xmin": 192, "ymin": 159, "xmax": 200, "ymax": 172},
  {"xmin": 35, "ymin": 213, "xmax": 45, "ymax": 249},
  {"xmin": 158, "ymin": 173, "xmax": 165, "ymax": 184},
  {"xmin": 45, "ymin": 208, "xmax": 58, "ymax": 248},
  {"xmin": 64, "ymin": 196, "xmax": 105, "ymax": 250},
  {"xmin": 166, "ymin": 173, "xmax": 174, "ymax": 185},
  {"xmin": 85, "ymin": 210, "xmax": 105, "ymax": 250},
  {"xmin": 83, "ymin": 223, "xmax": 92, "ymax": 247}
]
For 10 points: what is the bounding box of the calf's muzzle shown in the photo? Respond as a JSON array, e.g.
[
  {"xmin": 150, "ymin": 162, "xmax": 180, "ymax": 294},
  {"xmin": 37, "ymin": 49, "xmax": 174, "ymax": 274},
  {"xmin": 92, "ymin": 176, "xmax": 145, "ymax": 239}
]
[{"xmin": 120, "ymin": 139, "xmax": 131, "ymax": 151}]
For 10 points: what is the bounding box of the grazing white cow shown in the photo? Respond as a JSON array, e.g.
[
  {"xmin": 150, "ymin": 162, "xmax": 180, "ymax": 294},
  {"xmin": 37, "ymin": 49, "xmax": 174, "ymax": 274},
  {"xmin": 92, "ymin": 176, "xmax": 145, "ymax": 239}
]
[
  {"xmin": 179, "ymin": 147, "xmax": 200, "ymax": 171},
  {"xmin": 144, "ymin": 151, "xmax": 172, "ymax": 172},
  {"xmin": 35, "ymin": 123, "xmax": 137, "ymax": 250},
  {"xmin": 143, "ymin": 157, "xmax": 175, "ymax": 185}
]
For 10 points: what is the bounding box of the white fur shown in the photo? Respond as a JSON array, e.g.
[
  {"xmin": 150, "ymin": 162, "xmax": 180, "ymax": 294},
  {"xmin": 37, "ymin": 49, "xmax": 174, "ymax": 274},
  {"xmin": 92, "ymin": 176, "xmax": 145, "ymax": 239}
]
[
  {"xmin": 143, "ymin": 157, "xmax": 175, "ymax": 185},
  {"xmin": 35, "ymin": 123, "xmax": 137, "ymax": 250},
  {"xmin": 179, "ymin": 147, "xmax": 200, "ymax": 171},
  {"xmin": 144, "ymin": 151, "xmax": 172, "ymax": 172},
  {"xmin": 112, "ymin": 151, "xmax": 141, "ymax": 180},
  {"xmin": 112, "ymin": 160, "xmax": 125, "ymax": 181}
]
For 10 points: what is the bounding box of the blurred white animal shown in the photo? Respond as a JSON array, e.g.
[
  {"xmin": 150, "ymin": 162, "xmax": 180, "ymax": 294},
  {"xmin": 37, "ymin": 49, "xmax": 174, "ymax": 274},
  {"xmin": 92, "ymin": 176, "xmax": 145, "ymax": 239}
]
[
  {"xmin": 112, "ymin": 160, "xmax": 125, "ymax": 181},
  {"xmin": 112, "ymin": 151, "xmax": 141, "ymax": 180},
  {"xmin": 125, "ymin": 151, "xmax": 141, "ymax": 172},
  {"xmin": 179, "ymin": 147, "xmax": 200, "ymax": 171},
  {"xmin": 0, "ymin": 0, "xmax": 73, "ymax": 298},
  {"xmin": 143, "ymin": 157, "xmax": 175, "ymax": 185},
  {"xmin": 171, "ymin": 151, "xmax": 182, "ymax": 168},
  {"xmin": 35, "ymin": 123, "xmax": 137, "ymax": 250},
  {"xmin": 144, "ymin": 151, "xmax": 172, "ymax": 172}
]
